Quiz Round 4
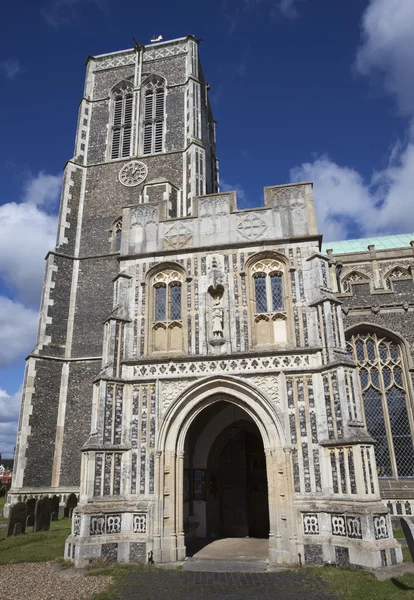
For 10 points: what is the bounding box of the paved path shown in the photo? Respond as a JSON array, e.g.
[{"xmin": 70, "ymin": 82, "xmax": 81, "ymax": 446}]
[{"xmin": 111, "ymin": 569, "xmax": 338, "ymax": 599}]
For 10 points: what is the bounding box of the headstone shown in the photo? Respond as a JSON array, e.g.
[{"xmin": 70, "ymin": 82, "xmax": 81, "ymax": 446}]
[
  {"xmin": 7, "ymin": 502, "xmax": 27, "ymax": 537},
  {"xmin": 400, "ymin": 517, "xmax": 414, "ymax": 562},
  {"xmin": 51, "ymin": 495, "xmax": 59, "ymax": 521},
  {"xmin": 34, "ymin": 497, "xmax": 52, "ymax": 532},
  {"xmin": 51, "ymin": 511, "xmax": 58, "ymax": 522},
  {"xmin": 13, "ymin": 522, "xmax": 23, "ymax": 536},
  {"xmin": 26, "ymin": 498, "xmax": 36, "ymax": 524},
  {"xmin": 64, "ymin": 493, "xmax": 78, "ymax": 518},
  {"xmin": 0, "ymin": 486, "xmax": 5, "ymax": 498},
  {"xmin": 26, "ymin": 515, "xmax": 34, "ymax": 528}
]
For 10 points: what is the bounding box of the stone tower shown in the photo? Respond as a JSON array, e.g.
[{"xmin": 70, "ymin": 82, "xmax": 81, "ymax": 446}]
[{"xmin": 11, "ymin": 36, "xmax": 402, "ymax": 569}]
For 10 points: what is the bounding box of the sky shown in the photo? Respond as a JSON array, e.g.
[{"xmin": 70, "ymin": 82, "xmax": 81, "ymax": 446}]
[{"xmin": 1, "ymin": 0, "xmax": 414, "ymax": 457}]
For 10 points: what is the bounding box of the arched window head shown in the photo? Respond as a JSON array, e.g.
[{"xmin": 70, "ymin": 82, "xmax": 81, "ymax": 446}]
[
  {"xmin": 112, "ymin": 219, "xmax": 122, "ymax": 252},
  {"xmin": 151, "ymin": 269, "xmax": 184, "ymax": 353},
  {"xmin": 142, "ymin": 78, "xmax": 166, "ymax": 155},
  {"xmin": 110, "ymin": 82, "xmax": 133, "ymax": 160},
  {"xmin": 347, "ymin": 331, "xmax": 414, "ymax": 479},
  {"xmin": 384, "ymin": 266, "xmax": 410, "ymax": 290},
  {"xmin": 341, "ymin": 271, "xmax": 370, "ymax": 293}
]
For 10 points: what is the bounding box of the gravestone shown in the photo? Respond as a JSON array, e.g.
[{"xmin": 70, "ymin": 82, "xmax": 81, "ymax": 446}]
[
  {"xmin": 26, "ymin": 498, "xmax": 36, "ymax": 525},
  {"xmin": 7, "ymin": 502, "xmax": 27, "ymax": 537},
  {"xmin": 0, "ymin": 486, "xmax": 6, "ymax": 498},
  {"xmin": 51, "ymin": 496, "xmax": 59, "ymax": 521},
  {"xmin": 64, "ymin": 493, "xmax": 78, "ymax": 518},
  {"xmin": 400, "ymin": 517, "xmax": 414, "ymax": 562},
  {"xmin": 14, "ymin": 522, "xmax": 23, "ymax": 536},
  {"xmin": 34, "ymin": 497, "xmax": 51, "ymax": 532},
  {"xmin": 26, "ymin": 514, "xmax": 34, "ymax": 527}
]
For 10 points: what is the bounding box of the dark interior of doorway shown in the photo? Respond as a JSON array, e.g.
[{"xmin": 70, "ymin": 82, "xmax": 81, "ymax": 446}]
[{"xmin": 185, "ymin": 401, "xmax": 270, "ymax": 550}]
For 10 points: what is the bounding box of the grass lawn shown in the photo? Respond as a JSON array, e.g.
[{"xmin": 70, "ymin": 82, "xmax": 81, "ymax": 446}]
[{"xmin": 0, "ymin": 517, "xmax": 71, "ymax": 565}]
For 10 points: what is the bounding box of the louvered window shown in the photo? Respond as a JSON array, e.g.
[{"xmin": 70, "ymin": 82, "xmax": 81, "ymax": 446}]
[
  {"xmin": 111, "ymin": 86, "xmax": 133, "ymax": 160},
  {"xmin": 142, "ymin": 80, "xmax": 165, "ymax": 155}
]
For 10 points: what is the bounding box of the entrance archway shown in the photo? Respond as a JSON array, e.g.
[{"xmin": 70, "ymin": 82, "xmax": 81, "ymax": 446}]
[
  {"xmin": 184, "ymin": 401, "xmax": 270, "ymax": 546},
  {"xmin": 155, "ymin": 376, "xmax": 297, "ymax": 565}
]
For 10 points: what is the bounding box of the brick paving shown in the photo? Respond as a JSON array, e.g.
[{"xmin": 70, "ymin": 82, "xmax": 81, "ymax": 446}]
[{"xmin": 111, "ymin": 569, "xmax": 338, "ymax": 599}]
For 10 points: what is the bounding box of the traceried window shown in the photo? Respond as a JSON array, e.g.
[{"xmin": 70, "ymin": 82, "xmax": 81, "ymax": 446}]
[
  {"xmin": 341, "ymin": 271, "xmax": 370, "ymax": 293},
  {"xmin": 347, "ymin": 332, "xmax": 414, "ymax": 479},
  {"xmin": 251, "ymin": 258, "xmax": 287, "ymax": 346},
  {"xmin": 112, "ymin": 219, "xmax": 122, "ymax": 252},
  {"xmin": 142, "ymin": 78, "xmax": 166, "ymax": 155},
  {"xmin": 384, "ymin": 266, "xmax": 411, "ymax": 290},
  {"xmin": 110, "ymin": 83, "xmax": 133, "ymax": 160},
  {"xmin": 151, "ymin": 270, "xmax": 183, "ymax": 353}
]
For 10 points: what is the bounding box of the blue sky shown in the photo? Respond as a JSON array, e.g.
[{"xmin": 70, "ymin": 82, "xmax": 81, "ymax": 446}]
[{"xmin": 1, "ymin": 0, "xmax": 414, "ymax": 457}]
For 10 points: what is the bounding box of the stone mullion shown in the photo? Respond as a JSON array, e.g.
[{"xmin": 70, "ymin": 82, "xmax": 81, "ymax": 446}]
[{"xmin": 377, "ymin": 345, "xmax": 399, "ymax": 479}]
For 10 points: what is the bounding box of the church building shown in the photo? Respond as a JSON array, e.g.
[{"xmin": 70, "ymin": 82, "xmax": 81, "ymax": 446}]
[{"xmin": 7, "ymin": 35, "xmax": 413, "ymax": 569}]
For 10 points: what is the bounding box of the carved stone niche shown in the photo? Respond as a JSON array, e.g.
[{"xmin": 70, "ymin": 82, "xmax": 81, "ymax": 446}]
[{"xmin": 207, "ymin": 256, "xmax": 226, "ymax": 348}]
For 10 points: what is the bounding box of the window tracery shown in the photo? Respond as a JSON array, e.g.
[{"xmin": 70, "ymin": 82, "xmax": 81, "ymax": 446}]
[
  {"xmin": 151, "ymin": 270, "xmax": 183, "ymax": 353},
  {"xmin": 347, "ymin": 332, "xmax": 414, "ymax": 479},
  {"xmin": 384, "ymin": 266, "xmax": 410, "ymax": 290},
  {"xmin": 142, "ymin": 78, "xmax": 166, "ymax": 155},
  {"xmin": 250, "ymin": 258, "xmax": 288, "ymax": 346},
  {"xmin": 110, "ymin": 82, "xmax": 133, "ymax": 160},
  {"xmin": 341, "ymin": 271, "xmax": 370, "ymax": 293},
  {"xmin": 111, "ymin": 219, "xmax": 122, "ymax": 252}
]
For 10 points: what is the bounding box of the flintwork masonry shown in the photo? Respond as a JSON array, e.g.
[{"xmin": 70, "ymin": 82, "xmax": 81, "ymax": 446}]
[{"xmin": 7, "ymin": 36, "xmax": 414, "ymax": 569}]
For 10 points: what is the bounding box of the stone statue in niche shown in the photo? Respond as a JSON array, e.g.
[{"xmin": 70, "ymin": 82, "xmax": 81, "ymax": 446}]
[{"xmin": 208, "ymin": 257, "xmax": 225, "ymax": 346}]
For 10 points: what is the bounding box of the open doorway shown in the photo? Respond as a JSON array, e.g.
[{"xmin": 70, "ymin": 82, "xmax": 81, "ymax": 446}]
[{"xmin": 183, "ymin": 400, "xmax": 269, "ymax": 553}]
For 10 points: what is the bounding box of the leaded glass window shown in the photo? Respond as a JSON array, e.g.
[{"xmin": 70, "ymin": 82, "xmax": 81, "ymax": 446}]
[
  {"xmin": 253, "ymin": 271, "xmax": 284, "ymax": 313},
  {"xmin": 155, "ymin": 284, "xmax": 166, "ymax": 321},
  {"xmin": 170, "ymin": 283, "xmax": 182, "ymax": 320},
  {"xmin": 347, "ymin": 332, "xmax": 414, "ymax": 479},
  {"xmin": 270, "ymin": 273, "xmax": 283, "ymax": 311},
  {"xmin": 254, "ymin": 275, "xmax": 267, "ymax": 313}
]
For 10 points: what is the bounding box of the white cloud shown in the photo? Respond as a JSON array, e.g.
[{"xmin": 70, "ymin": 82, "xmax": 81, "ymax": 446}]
[
  {"xmin": 0, "ymin": 58, "xmax": 21, "ymax": 81},
  {"xmin": 220, "ymin": 179, "xmax": 249, "ymax": 208},
  {"xmin": 0, "ymin": 389, "xmax": 21, "ymax": 458},
  {"xmin": 0, "ymin": 298, "xmax": 38, "ymax": 368},
  {"xmin": 291, "ymin": 133, "xmax": 414, "ymax": 240},
  {"xmin": 355, "ymin": 0, "xmax": 414, "ymax": 116},
  {"xmin": 278, "ymin": 0, "xmax": 302, "ymax": 19},
  {"xmin": 0, "ymin": 172, "xmax": 60, "ymax": 307}
]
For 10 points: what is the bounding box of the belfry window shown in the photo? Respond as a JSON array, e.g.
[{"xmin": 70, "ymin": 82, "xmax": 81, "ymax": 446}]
[
  {"xmin": 110, "ymin": 84, "xmax": 133, "ymax": 160},
  {"xmin": 151, "ymin": 269, "xmax": 183, "ymax": 354},
  {"xmin": 142, "ymin": 78, "xmax": 166, "ymax": 155},
  {"xmin": 347, "ymin": 332, "xmax": 414, "ymax": 479}
]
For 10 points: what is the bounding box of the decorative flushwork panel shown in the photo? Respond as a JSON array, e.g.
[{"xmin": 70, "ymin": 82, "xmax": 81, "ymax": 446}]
[
  {"xmin": 90, "ymin": 514, "xmax": 122, "ymax": 535},
  {"xmin": 132, "ymin": 353, "xmax": 312, "ymax": 379},
  {"xmin": 104, "ymin": 384, "xmax": 124, "ymax": 445},
  {"xmin": 143, "ymin": 42, "xmax": 188, "ymax": 61},
  {"xmin": 329, "ymin": 447, "xmax": 357, "ymax": 496},
  {"xmin": 303, "ymin": 513, "xmax": 319, "ymax": 535},
  {"xmin": 133, "ymin": 513, "xmax": 147, "ymax": 533},
  {"xmin": 94, "ymin": 53, "xmax": 135, "ymax": 71},
  {"xmin": 130, "ymin": 384, "xmax": 157, "ymax": 496},
  {"xmin": 287, "ymin": 376, "xmax": 321, "ymax": 494},
  {"xmin": 322, "ymin": 372, "xmax": 343, "ymax": 439},
  {"xmin": 331, "ymin": 514, "xmax": 362, "ymax": 539},
  {"xmin": 94, "ymin": 452, "xmax": 122, "ymax": 497},
  {"xmin": 373, "ymin": 515, "xmax": 389, "ymax": 540}
]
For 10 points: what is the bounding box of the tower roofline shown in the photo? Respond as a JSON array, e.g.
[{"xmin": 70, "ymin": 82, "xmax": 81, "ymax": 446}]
[{"xmin": 86, "ymin": 34, "xmax": 199, "ymax": 64}]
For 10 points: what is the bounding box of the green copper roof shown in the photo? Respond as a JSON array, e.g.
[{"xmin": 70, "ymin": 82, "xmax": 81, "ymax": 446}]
[{"xmin": 322, "ymin": 233, "xmax": 414, "ymax": 255}]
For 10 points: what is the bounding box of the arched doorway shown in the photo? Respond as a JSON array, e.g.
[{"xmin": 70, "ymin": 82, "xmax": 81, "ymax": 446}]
[
  {"xmin": 155, "ymin": 376, "xmax": 296, "ymax": 565},
  {"xmin": 184, "ymin": 401, "xmax": 270, "ymax": 545}
]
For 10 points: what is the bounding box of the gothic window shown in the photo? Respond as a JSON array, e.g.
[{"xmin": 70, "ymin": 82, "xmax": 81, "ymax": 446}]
[
  {"xmin": 250, "ymin": 258, "xmax": 287, "ymax": 346},
  {"xmin": 151, "ymin": 270, "xmax": 183, "ymax": 353},
  {"xmin": 341, "ymin": 271, "xmax": 370, "ymax": 293},
  {"xmin": 110, "ymin": 83, "xmax": 133, "ymax": 160},
  {"xmin": 142, "ymin": 78, "xmax": 166, "ymax": 155},
  {"xmin": 112, "ymin": 219, "xmax": 122, "ymax": 252},
  {"xmin": 384, "ymin": 266, "xmax": 411, "ymax": 290},
  {"xmin": 347, "ymin": 332, "xmax": 414, "ymax": 479}
]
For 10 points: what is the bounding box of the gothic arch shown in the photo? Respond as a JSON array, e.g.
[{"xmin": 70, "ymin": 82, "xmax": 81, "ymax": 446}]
[
  {"xmin": 154, "ymin": 376, "xmax": 293, "ymax": 564},
  {"xmin": 382, "ymin": 265, "xmax": 411, "ymax": 290},
  {"xmin": 158, "ymin": 375, "xmax": 285, "ymax": 454},
  {"xmin": 244, "ymin": 249, "xmax": 289, "ymax": 270},
  {"xmin": 341, "ymin": 269, "xmax": 371, "ymax": 293},
  {"xmin": 345, "ymin": 322, "xmax": 413, "ymax": 368}
]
